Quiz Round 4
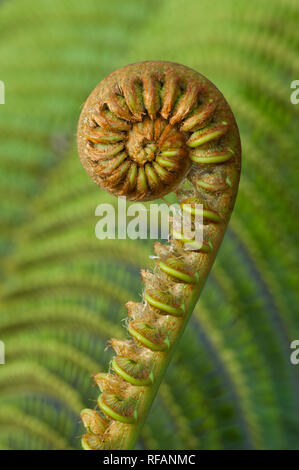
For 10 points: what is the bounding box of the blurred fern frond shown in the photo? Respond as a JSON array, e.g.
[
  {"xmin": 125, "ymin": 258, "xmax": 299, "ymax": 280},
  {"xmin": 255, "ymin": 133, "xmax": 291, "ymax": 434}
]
[{"xmin": 0, "ymin": 0, "xmax": 299, "ymax": 450}]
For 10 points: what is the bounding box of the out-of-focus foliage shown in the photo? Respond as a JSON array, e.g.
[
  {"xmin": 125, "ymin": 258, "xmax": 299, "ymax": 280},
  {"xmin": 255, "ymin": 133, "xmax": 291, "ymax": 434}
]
[{"xmin": 0, "ymin": 0, "xmax": 298, "ymax": 450}]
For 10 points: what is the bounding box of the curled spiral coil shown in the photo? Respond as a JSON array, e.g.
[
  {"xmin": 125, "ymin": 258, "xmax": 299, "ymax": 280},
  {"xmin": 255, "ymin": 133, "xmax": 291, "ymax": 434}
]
[
  {"xmin": 78, "ymin": 61, "xmax": 241, "ymax": 450},
  {"xmin": 77, "ymin": 61, "xmax": 238, "ymax": 202}
]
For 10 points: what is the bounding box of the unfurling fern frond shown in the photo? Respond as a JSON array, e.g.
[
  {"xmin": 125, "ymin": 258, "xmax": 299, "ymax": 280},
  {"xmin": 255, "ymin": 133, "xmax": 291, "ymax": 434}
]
[{"xmin": 77, "ymin": 61, "xmax": 241, "ymax": 449}]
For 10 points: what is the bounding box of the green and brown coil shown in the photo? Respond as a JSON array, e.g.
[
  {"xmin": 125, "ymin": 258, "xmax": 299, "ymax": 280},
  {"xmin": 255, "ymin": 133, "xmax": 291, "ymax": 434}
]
[{"xmin": 77, "ymin": 60, "xmax": 241, "ymax": 450}]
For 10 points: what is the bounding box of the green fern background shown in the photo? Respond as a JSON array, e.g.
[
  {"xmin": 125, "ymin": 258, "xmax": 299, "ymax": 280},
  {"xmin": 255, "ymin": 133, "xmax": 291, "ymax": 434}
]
[{"xmin": 0, "ymin": 0, "xmax": 299, "ymax": 450}]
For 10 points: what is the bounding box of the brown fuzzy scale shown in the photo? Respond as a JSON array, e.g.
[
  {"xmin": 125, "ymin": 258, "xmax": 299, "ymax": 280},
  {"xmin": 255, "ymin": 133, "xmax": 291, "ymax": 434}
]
[
  {"xmin": 93, "ymin": 372, "xmax": 129, "ymax": 395},
  {"xmin": 109, "ymin": 338, "xmax": 147, "ymax": 359},
  {"xmin": 78, "ymin": 61, "xmax": 241, "ymax": 450},
  {"xmin": 126, "ymin": 300, "xmax": 156, "ymax": 323},
  {"xmin": 81, "ymin": 409, "xmax": 109, "ymax": 435}
]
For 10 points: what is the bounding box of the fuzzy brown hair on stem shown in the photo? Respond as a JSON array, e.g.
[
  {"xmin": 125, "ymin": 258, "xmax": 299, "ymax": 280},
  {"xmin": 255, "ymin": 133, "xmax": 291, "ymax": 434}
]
[{"xmin": 77, "ymin": 60, "xmax": 241, "ymax": 450}]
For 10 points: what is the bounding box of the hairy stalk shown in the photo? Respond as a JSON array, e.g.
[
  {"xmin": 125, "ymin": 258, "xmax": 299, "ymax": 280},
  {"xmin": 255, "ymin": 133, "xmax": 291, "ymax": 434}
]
[{"xmin": 77, "ymin": 61, "xmax": 241, "ymax": 450}]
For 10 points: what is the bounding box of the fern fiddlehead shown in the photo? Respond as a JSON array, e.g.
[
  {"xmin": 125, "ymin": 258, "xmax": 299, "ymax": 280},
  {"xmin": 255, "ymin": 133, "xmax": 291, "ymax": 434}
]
[{"xmin": 77, "ymin": 61, "xmax": 241, "ymax": 450}]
